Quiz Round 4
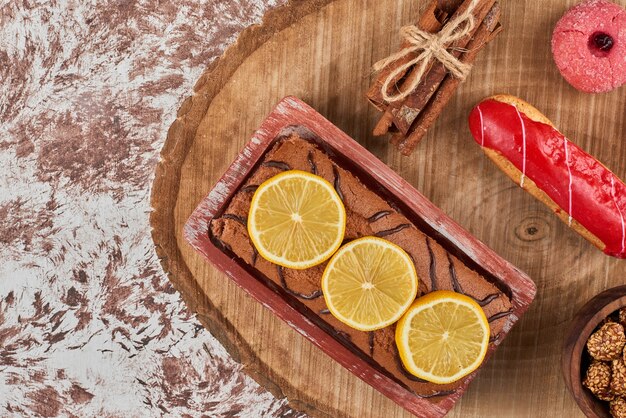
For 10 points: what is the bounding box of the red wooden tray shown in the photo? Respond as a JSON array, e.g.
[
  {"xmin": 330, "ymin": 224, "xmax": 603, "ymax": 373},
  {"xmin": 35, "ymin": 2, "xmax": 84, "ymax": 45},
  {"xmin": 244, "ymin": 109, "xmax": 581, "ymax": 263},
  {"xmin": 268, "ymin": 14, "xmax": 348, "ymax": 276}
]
[{"xmin": 184, "ymin": 96, "xmax": 536, "ymax": 417}]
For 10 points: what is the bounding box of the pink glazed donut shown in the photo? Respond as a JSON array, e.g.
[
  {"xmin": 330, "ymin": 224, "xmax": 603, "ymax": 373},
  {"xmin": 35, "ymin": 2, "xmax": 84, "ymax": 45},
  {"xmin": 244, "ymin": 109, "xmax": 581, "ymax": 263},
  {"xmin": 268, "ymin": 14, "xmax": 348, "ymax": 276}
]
[{"xmin": 552, "ymin": 0, "xmax": 626, "ymax": 93}]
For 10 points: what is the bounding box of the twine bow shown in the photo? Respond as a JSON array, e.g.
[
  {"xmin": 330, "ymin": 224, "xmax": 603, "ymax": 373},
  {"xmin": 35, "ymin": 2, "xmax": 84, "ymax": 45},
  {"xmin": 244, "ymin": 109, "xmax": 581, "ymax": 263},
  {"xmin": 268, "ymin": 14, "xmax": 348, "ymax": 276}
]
[{"xmin": 373, "ymin": 0, "xmax": 479, "ymax": 103}]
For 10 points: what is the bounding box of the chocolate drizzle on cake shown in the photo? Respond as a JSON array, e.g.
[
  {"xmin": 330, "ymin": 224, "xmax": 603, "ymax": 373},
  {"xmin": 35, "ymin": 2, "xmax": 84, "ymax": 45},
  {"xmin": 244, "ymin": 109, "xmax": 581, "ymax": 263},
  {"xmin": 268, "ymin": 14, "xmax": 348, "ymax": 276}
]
[
  {"xmin": 375, "ymin": 223, "xmax": 411, "ymax": 238},
  {"xmin": 319, "ymin": 308, "xmax": 330, "ymax": 315},
  {"xmin": 210, "ymin": 233, "xmax": 232, "ymax": 252},
  {"xmin": 222, "ymin": 213, "xmax": 247, "ymax": 226},
  {"xmin": 241, "ymin": 184, "xmax": 259, "ymax": 193},
  {"xmin": 425, "ymin": 237, "xmax": 437, "ymax": 291},
  {"xmin": 307, "ymin": 150, "xmax": 317, "ymax": 174},
  {"xmin": 393, "ymin": 347, "xmax": 460, "ymax": 398},
  {"xmin": 368, "ymin": 332, "xmax": 375, "ymax": 356},
  {"xmin": 472, "ymin": 293, "xmax": 499, "ymax": 307},
  {"xmin": 416, "ymin": 390, "xmax": 457, "ymax": 399},
  {"xmin": 332, "ymin": 165, "xmax": 344, "ymax": 201},
  {"xmin": 394, "ymin": 354, "xmax": 428, "ymax": 383},
  {"xmin": 277, "ymin": 266, "xmax": 322, "ymax": 300},
  {"xmin": 488, "ymin": 308, "xmax": 513, "ymax": 323},
  {"xmin": 446, "ymin": 252, "xmax": 463, "ymax": 293},
  {"xmin": 250, "ymin": 246, "xmax": 258, "ymax": 267},
  {"xmin": 336, "ymin": 330, "xmax": 352, "ymax": 342},
  {"xmin": 262, "ymin": 160, "xmax": 291, "ymax": 171},
  {"xmin": 367, "ymin": 210, "xmax": 392, "ymax": 223},
  {"xmin": 393, "ymin": 344, "xmax": 428, "ymax": 383},
  {"xmin": 489, "ymin": 332, "xmax": 503, "ymax": 343}
]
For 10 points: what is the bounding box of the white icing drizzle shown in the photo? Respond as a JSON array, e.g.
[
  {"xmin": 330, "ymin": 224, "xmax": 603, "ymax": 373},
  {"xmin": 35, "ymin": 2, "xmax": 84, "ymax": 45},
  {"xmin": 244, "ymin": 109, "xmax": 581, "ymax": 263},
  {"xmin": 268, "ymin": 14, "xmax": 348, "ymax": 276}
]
[
  {"xmin": 477, "ymin": 105, "xmax": 485, "ymax": 146},
  {"xmin": 611, "ymin": 176, "xmax": 626, "ymax": 254},
  {"xmin": 564, "ymin": 139, "xmax": 573, "ymax": 226},
  {"xmin": 515, "ymin": 107, "xmax": 527, "ymax": 188}
]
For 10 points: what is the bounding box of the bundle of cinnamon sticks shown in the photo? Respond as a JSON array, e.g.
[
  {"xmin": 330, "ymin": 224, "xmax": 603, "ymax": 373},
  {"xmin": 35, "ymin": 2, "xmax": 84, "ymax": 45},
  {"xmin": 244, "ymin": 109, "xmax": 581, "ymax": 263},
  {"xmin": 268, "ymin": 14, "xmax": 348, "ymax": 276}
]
[{"xmin": 367, "ymin": 0, "xmax": 502, "ymax": 156}]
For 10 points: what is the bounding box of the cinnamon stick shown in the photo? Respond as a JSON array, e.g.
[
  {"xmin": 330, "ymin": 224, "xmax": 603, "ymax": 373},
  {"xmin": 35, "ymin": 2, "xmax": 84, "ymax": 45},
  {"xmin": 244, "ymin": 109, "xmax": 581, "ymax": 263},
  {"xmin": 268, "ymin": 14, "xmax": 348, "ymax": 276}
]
[
  {"xmin": 366, "ymin": 0, "xmax": 445, "ymax": 112},
  {"xmin": 374, "ymin": 0, "xmax": 494, "ymax": 137},
  {"xmin": 373, "ymin": 106, "xmax": 397, "ymax": 136},
  {"xmin": 389, "ymin": 131, "xmax": 405, "ymax": 146},
  {"xmin": 390, "ymin": 0, "xmax": 497, "ymax": 136},
  {"xmin": 398, "ymin": 3, "xmax": 502, "ymax": 155},
  {"xmin": 437, "ymin": 0, "xmax": 466, "ymax": 14}
]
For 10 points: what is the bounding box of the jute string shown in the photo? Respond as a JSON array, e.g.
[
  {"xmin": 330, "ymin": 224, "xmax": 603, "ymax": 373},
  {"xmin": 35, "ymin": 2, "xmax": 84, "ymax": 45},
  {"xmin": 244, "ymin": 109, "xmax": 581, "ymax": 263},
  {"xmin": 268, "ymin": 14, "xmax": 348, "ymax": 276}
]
[{"xmin": 373, "ymin": 0, "xmax": 479, "ymax": 103}]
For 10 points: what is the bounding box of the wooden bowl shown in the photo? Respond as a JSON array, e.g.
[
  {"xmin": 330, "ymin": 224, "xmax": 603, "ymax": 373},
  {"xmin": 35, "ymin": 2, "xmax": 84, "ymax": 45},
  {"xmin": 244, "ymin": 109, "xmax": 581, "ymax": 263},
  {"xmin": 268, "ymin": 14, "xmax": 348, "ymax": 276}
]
[{"xmin": 562, "ymin": 285, "xmax": 626, "ymax": 418}]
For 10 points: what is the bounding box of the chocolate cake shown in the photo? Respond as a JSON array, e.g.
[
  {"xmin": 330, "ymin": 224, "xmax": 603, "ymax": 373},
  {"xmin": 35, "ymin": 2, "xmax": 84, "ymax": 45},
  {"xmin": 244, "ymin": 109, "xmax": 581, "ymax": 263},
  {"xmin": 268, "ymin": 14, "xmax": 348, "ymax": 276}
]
[{"xmin": 209, "ymin": 133, "xmax": 512, "ymax": 399}]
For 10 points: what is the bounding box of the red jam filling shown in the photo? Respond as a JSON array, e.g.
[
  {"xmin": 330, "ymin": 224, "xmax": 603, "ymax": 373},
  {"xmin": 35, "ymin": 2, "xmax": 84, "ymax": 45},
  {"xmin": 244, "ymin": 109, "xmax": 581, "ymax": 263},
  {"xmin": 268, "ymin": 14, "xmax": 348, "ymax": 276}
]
[{"xmin": 589, "ymin": 31, "xmax": 614, "ymax": 57}]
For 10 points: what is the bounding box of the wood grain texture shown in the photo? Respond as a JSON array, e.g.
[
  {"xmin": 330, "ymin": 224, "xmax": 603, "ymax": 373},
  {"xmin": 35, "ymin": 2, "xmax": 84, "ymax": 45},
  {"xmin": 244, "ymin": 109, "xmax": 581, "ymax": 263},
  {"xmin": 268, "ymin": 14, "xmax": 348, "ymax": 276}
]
[{"xmin": 151, "ymin": 0, "xmax": 626, "ymax": 416}]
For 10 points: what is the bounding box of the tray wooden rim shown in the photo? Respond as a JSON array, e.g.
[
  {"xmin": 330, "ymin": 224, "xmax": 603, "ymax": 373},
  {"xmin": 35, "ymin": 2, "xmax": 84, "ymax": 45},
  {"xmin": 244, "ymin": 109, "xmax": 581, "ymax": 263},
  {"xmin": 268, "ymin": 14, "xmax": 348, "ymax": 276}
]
[{"xmin": 183, "ymin": 96, "xmax": 536, "ymax": 417}]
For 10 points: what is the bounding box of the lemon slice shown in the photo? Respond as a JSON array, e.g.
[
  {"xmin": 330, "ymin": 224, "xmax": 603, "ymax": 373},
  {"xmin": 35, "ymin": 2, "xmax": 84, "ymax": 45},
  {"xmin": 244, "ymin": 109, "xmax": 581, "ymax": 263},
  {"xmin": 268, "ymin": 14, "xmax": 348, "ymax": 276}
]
[
  {"xmin": 395, "ymin": 290, "xmax": 490, "ymax": 384},
  {"xmin": 247, "ymin": 170, "xmax": 346, "ymax": 270},
  {"xmin": 321, "ymin": 236, "xmax": 418, "ymax": 331}
]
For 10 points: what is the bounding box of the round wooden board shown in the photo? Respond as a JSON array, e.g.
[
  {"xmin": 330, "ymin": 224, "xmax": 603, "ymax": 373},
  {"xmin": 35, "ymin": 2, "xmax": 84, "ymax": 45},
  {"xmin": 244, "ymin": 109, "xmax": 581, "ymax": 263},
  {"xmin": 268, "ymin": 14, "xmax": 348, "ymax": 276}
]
[{"xmin": 150, "ymin": 0, "xmax": 626, "ymax": 416}]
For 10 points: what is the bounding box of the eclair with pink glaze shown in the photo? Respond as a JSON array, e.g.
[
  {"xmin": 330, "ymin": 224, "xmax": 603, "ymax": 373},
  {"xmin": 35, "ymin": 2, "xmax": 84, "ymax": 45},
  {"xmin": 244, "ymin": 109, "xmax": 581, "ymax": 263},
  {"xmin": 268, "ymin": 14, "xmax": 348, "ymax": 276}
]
[{"xmin": 468, "ymin": 94, "xmax": 626, "ymax": 258}]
